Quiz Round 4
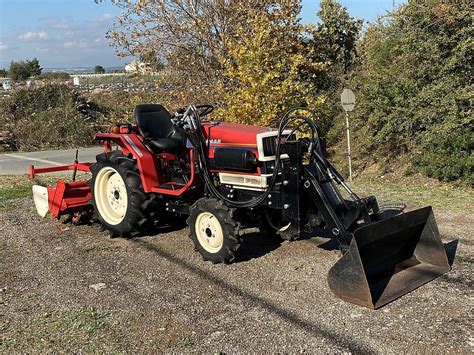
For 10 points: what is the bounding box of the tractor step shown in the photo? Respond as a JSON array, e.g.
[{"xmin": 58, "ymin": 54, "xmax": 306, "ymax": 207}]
[{"xmin": 156, "ymin": 182, "xmax": 186, "ymax": 190}]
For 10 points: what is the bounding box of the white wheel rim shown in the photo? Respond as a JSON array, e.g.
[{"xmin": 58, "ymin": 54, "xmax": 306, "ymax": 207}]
[
  {"xmin": 94, "ymin": 166, "xmax": 128, "ymax": 225},
  {"xmin": 195, "ymin": 212, "xmax": 224, "ymax": 253}
]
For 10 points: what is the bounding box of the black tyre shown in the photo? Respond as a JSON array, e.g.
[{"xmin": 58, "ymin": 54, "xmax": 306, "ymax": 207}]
[
  {"xmin": 187, "ymin": 198, "xmax": 241, "ymax": 263},
  {"xmin": 88, "ymin": 150, "xmax": 156, "ymax": 237}
]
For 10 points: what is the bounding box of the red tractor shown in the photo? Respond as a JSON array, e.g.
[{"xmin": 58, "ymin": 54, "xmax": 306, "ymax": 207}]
[{"xmin": 31, "ymin": 104, "xmax": 450, "ymax": 309}]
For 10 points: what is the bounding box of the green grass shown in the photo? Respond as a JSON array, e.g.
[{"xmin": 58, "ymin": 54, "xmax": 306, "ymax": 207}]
[
  {"xmin": 350, "ymin": 175, "xmax": 473, "ymax": 213},
  {"xmin": 0, "ymin": 177, "xmax": 34, "ymax": 210},
  {"xmin": 1, "ymin": 305, "xmax": 125, "ymax": 353}
]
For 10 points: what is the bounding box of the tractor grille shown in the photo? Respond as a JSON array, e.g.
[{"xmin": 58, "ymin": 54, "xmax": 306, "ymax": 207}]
[
  {"xmin": 262, "ymin": 136, "xmax": 277, "ymax": 156},
  {"xmin": 262, "ymin": 133, "xmax": 296, "ymax": 157}
]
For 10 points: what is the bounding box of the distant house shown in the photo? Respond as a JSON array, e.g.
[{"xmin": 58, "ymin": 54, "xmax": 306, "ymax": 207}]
[{"xmin": 124, "ymin": 60, "xmax": 150, "ymax": 74}]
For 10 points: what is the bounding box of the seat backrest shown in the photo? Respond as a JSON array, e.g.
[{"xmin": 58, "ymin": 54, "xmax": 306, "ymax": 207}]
[{"xmin": 135, "ymin": 104, "xmax": 174, "ymax": 139}]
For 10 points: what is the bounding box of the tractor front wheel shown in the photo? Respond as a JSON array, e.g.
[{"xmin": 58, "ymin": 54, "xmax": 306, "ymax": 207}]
[
  {"xmin": 187, "ymin": 198, "xmax": 241, "ymax": 263},
  {"xmin": 89, "ymin": 151, "xmax": 154, "ymax": 237}
]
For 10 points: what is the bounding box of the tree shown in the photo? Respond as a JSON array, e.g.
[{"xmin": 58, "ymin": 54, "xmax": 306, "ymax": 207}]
[
  {"xmin": 94, "ymin": 65, "xmax": 106, "ymax": 74},
  {"xmin": 8, "ymin": 58, "xmax": 43, "ymax": 81},
  {"xmin": 313, "ymin": 0, "xmax": 363, "ymax": 74},
  {"xmin": 28, "ymin": 58, "xmax": 42, "ymax": 77},
  {"xmin": 107, "ymin": 0, "xmax": 288, "ymax": 106},
  {"xmin": 9, "ymin": 61, "xmax": 31, "ymax": 81},
  {"xmin": 304, "ymin": 0, "xmax": 363, "ymax": 134},
  {"xmin": 139, "ymin": 49, "xmax": 164, "ymax": 73},
  {"xmin": 216, "ymin": 3, "xmax": 326, "ymax": 126},
  {"xmin": 0, "ymin": 68, "xmax": 7, "ymax": 77}
]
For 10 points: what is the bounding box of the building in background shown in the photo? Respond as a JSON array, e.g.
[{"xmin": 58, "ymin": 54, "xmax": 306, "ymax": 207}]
[{"xmin": 124, "ymin": 60, "xmax": 150, "ymax": 74}]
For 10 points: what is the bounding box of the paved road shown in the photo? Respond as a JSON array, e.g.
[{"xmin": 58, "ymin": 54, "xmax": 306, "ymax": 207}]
[{"xmin": 0, "ymin": 147, "xmax": 103, "ymax": 175}]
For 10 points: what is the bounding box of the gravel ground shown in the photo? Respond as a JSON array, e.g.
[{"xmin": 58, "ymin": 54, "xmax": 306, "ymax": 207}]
[{"xmin": 1, "ymin": 198, "xmax": 472, "ymax": 352}]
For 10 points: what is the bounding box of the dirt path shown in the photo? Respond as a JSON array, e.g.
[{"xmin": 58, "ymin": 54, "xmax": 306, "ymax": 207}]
[{"xmin": 1, "ymin": 198, "xmax": 472, "ymax": 352}]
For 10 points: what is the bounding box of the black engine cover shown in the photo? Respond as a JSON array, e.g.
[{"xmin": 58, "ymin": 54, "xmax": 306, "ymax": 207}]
[{"xmin": 212, "ymin": 148, "xmax": 257, "ymax": 172}]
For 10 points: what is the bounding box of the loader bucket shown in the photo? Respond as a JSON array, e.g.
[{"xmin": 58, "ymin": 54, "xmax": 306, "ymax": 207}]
[{"xmin": 327, "ymin": 206, "xmax": 450, "ymax": 309}]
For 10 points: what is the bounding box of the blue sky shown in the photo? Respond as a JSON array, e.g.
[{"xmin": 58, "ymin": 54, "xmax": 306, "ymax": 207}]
[{"xmin": 0, "ymin": 0, "xmax": 403, "ymax": 69}]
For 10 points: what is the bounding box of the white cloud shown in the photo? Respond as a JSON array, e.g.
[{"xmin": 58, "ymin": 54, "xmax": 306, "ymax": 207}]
[
  {"xmin": 18, "ymin": 31, "xmax": 49, "ymax": 41},
  {"xmin": 0, "ymin": 42, "xmax": 9, "ymax": 51},
  {"xmin": 63, "ymin": 41, "xmax": 87, "ymax": 49},
  {"xmin": 51, "ymin": 22, "xmax": 69, "ymax": 30}
]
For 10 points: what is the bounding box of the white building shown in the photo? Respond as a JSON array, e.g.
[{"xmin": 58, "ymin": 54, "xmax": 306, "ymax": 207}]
[{"xmin": 124, "ymin": 60, "xmax": 150, "ymax": 74}]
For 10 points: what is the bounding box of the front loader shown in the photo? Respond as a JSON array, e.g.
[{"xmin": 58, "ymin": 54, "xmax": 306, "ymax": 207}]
[{"xmin": 30, "ymin": 104, "xmax": 450, "ymax": 309}]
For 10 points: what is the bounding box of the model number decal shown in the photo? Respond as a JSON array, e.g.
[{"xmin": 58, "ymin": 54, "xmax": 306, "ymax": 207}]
[
  {"xmin": 124, "ymin": 135, "xmax": 143, "ymax": 157},
  {"xmin": 206, "ymin": 139, "xmax": 221, "ymax": 145}
]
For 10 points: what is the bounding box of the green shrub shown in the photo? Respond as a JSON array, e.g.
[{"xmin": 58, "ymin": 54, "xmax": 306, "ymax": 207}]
[
  {"xmin": 342, "ymin": 3, "xmax": 473, "ymax": 182},
  {"xmin": 412, "ymin": 128, "xmax": 473, "ymax": 183}
]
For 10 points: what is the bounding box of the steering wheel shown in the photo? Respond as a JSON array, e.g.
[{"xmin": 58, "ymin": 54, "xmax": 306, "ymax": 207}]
[{"xmin": 195, "ymin": 104, "xmax": 214, "ymax": 117}]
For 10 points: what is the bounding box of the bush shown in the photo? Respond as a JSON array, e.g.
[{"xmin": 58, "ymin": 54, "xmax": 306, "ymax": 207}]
[
  {"xmin": 412, "ymin": 128, "xmax": 473, "ymax": 183},
  {"xmin": 0, "ymin": 84, "xmax": 107, "ymax": 151},
  {"xmin": 342, "ymin": 3, "xmax": 473, "ymax": 182}
]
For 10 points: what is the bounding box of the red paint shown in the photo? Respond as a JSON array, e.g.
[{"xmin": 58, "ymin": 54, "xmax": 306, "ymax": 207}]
[
  {"xmin": 202, "ymin": 121, "xmax": 269, "ymax": 147},
  {"xmin": 47, "ymin": 180, "xmax": 92, "ymax": 219},
  {"xmin": 29, "ymin": 162, "xmax": 91, "ymax": 180}
]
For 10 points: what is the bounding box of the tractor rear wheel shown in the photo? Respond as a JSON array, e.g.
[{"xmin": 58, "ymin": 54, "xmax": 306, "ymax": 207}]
[
  {"xmin": 187, "ymin": 198, "xmax": 241, "ymax": 263},
  {"xmin": 89, "ymin": 150, "xmax": 155, "ymax": 237}
]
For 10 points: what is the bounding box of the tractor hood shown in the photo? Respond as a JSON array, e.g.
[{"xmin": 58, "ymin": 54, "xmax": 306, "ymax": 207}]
[{"xmin": 202, "ymin": 121, "xmax": 272, "ymax": 148}]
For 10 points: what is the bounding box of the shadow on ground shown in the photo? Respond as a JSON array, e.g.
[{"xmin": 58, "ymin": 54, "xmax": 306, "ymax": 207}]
[{"xmin": 131, "ymin": 238, "xmax": 375, "ymax": 353}]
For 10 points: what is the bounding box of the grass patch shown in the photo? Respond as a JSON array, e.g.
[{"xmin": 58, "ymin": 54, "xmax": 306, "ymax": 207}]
[
  {"xmin": 180, "ymin": 336, "xmax": 195, "ymax": 349},
  {"xmin": 0, "ymin": 176, "xmax": 33, "ymax": 210},
  {"xmin": 1, "ymin": 305, "xmax": 126, "ymax": 352},
  {"xmin": 350, "ymin": 175, "xmax": 473, "ymax": 213}
]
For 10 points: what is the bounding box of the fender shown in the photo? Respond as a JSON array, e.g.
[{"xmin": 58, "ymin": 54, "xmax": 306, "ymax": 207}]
[{"xmin": 94, "ymin": 133, "xmax": 161, "ymax": 192}]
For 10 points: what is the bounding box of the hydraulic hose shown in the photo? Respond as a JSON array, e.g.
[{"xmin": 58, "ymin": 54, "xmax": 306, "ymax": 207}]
[{"xmin": 191, "ymin": 107, "xmax": 320, "ymax": 208}]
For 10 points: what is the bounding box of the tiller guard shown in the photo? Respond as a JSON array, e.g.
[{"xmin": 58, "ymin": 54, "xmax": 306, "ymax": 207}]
[
  {"xmin": 30, "ymin": 161, "xmax": 92, "ymax": 220},
  {"xmin": 328, "ymin": 206, "xmax": 450, "ymax": 309}
]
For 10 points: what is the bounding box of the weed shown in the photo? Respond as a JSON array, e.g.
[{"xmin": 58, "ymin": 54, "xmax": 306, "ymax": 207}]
[{"xmin": 181, "ymin": 336, "xmax": 195, "ymax": 348}]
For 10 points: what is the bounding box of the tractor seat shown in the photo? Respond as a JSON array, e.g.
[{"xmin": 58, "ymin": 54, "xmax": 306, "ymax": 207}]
[{"xmin": 135, "ymin": 104, "xmax": 184, "ymax": 153}]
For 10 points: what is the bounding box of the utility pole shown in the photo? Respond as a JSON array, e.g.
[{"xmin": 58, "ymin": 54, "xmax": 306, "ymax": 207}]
[{"xmin": 344, "ymin": 111, "xmax": 352, "ymax": 181}]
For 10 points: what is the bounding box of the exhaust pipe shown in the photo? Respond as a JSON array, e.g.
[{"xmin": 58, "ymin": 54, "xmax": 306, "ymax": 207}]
[{"xmin": 327, "ymin": 206, "xmax": 450, "ymax": 309}]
